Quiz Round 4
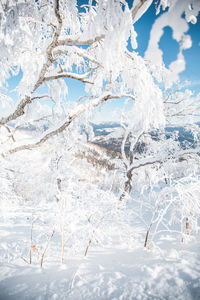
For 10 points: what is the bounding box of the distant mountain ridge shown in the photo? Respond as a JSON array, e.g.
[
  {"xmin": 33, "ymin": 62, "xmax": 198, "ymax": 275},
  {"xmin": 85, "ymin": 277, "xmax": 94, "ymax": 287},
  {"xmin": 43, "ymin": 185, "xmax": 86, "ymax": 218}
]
[
  {"xmin": 90, "ymin": 122, "xmax": 121, "ymax": 136},
  {"xmin": 89, "ymin": 122, "xmax": 199, "ymax": 155}
]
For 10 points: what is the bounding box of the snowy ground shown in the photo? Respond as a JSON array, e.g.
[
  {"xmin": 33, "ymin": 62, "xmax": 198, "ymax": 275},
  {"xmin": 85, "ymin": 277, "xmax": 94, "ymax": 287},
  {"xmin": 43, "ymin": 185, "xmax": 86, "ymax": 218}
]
[
  {"xmin": 0, "ymin": 200, "xmax": 200, "ymax": 300},
  {"xmin": 0, "ymin": 135, "xmax": 200, "ymax": 299}
]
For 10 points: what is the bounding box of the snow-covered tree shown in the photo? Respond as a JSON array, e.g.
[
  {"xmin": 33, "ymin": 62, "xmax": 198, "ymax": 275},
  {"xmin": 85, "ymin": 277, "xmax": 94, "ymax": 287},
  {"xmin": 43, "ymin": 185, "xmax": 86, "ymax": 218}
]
[
  {"xmin": 0, "ymin": 0, "xmax": 199, "ymax": 153},
  {"xmin": 0, "ymin": 0, "xmax": 200, "ymax": 249}
]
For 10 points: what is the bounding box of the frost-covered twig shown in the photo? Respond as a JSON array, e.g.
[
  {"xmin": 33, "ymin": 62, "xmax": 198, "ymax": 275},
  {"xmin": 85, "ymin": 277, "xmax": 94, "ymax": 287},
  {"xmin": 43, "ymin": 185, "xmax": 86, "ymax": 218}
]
[
  {"xmin": 41, "ymin": 229, "xmax": 55, "ymax": 267},
  {"xmin": 144, "ymin": 209, "xmax": 157, "ymax": 248},
  {"xmin": 147, "ymin": 198, "xmax": 174, "ymax": 249}
]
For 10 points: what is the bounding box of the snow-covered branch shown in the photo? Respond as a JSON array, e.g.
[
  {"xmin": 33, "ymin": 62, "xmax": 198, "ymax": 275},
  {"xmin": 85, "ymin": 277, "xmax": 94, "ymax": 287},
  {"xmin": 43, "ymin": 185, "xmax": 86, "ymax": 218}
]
[
  {"xmin": 53, "ymin": 48, "xmax": 103, "ymax": 68},
  {"xmin": 2, "ymin": 93, "xmax": 135, "ymax": 156},
  {"xmin": 57, "ymin": 35, "xmax": 105, "ymax": 47},
  {"xmin": 44, "ymin": 70, "xmax": 95, "ymax": 85},
  {"xmin": 128, "ymin": 147, "xmax": 200, "ymax": 174},
  {"xmin": 132, "ymin": 0, "xmax": 152, "ymax": 23}
]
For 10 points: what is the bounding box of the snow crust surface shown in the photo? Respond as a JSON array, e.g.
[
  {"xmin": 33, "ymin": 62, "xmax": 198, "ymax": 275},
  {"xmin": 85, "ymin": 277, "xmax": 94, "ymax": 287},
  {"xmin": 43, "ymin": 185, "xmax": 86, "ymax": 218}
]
[{"xmin": 0, "ymin": 194, "xmax": 200, "ymax": 300}]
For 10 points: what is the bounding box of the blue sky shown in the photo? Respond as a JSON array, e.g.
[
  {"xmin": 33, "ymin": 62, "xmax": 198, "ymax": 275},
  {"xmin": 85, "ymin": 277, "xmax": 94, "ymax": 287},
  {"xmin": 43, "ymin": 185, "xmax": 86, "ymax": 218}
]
[
  {"xmin": 133, "ymin": 1, "xmax": 200, "ymax": 86},
  {"xmin": 2, "ymin": 0, "xmax": 200, "ymax": 123}
]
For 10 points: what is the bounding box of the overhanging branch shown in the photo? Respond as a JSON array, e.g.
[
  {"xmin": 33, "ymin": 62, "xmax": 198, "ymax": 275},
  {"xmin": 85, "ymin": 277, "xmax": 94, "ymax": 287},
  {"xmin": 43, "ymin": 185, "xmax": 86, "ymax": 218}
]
[{"xmin": 3, "ymin": 94, "xmax": 135, "ymax": 156}]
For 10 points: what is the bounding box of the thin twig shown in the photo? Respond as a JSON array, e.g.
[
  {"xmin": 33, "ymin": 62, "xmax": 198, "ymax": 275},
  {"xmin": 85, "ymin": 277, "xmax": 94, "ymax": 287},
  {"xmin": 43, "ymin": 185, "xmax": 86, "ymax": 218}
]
[{"xmin": 41, "ymin": 229, "xmax": 55, "ymax": 267}]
